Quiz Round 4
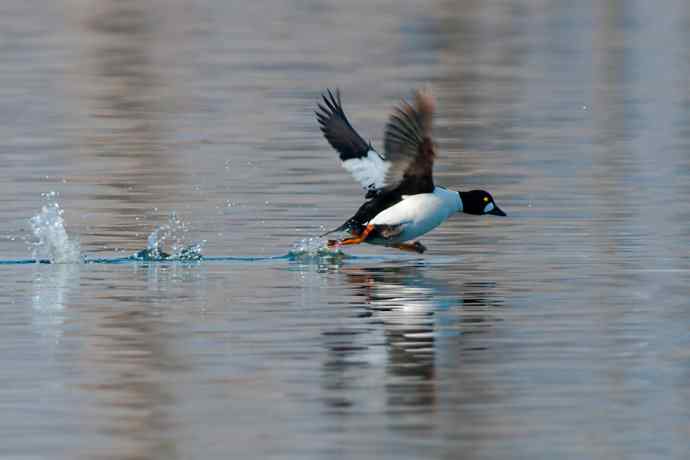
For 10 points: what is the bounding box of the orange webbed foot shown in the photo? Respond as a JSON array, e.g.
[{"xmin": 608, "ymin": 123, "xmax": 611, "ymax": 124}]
[{"xmin": 327, "ymin": 224, "xmax": 375, "ymax": 247}]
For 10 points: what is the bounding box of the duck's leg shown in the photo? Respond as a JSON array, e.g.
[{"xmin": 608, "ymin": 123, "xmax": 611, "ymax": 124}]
[
  {"xmin": 328, "ymin": 224, "xmax": 375, "ymax": 247},
  {"xmin": 392, "ymin": 241, "xmax": 427, "ymax": 254}
]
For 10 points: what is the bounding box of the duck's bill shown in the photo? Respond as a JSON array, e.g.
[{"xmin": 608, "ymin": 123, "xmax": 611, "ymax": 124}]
[{"xmin": 487, "ymin": 206, "xmax": 506, "ymax": 216}]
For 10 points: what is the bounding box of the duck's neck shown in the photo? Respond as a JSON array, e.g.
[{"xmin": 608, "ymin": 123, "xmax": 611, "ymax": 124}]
[
  {"xmin": 456, "ymin": 191, "xmax": 465, "ymax": 213},
  {"xmin": 432, "ymin": 187, "xmax": 462, "ymax": 212},
  {"xmin": 456, "ymin": 191, "xmax": 464, "ymax": 212}
]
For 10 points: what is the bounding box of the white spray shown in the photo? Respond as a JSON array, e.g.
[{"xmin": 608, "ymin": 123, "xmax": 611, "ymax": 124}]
[{"xmin": 29, "ymin": 192, "xmax": 80, "ymax": 264}]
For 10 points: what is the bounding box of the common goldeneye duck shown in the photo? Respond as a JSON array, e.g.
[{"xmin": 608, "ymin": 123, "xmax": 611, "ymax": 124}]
[{"xmin": 316, "ymin": 87, "xmax": 506, "ymax": 254}]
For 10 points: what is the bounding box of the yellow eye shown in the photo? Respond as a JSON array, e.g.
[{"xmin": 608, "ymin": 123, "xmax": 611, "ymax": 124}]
[{"xmin": 483, "ymin": 197, "xmax": 489, "ymax": 202}]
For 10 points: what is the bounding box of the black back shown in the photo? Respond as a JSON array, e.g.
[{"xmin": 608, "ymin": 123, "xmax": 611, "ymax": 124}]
[{"xmin": 340, "ymin": 189, "xmax": 404, "ymax": 234}]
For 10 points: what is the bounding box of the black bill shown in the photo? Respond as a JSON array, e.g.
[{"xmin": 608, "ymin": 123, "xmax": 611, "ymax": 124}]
[{"xmin": 488, "ymin": 205, "xmax": 507, "ymax": 216}]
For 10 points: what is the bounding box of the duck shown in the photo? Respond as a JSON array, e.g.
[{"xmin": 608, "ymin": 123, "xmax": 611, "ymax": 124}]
[{"xmin": 316, "ymin": 87, "xmax": 505, "ymax": 254}]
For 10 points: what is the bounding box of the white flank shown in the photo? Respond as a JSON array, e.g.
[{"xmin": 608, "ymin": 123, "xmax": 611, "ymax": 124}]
[
  {"xmin": 341, "ymin": 150, "xmax": 389, "ymax": 192},
  {"xmin": 369, "ymin": 187, "xmax": 461, "ymax": 243}
]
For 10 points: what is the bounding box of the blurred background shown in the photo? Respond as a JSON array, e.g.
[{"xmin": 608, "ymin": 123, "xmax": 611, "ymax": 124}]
[{"xmin": 1, "ymin": 0, "xmax": 689, "ymax": 459}]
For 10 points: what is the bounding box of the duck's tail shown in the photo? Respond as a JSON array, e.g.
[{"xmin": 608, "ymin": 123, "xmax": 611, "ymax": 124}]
[
  {"xmin": 319, "ymin": 223, "xmax": 348, "ymax": 238},
  {"xmin": 320, "ymin": 219, "xmax": 363, "ymax": 237}
]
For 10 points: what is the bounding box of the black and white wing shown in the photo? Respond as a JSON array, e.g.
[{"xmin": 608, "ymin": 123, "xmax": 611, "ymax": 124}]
[
  {"xmin": 382, "ymin": 87, "xmax": 437, "ymax": 195},
  {"xmin": 316, "ymin": 89, "xmax": 389, "ymax": 195}
]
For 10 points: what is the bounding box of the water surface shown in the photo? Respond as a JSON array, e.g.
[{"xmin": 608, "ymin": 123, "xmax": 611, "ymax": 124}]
[{"xmin": 1, "ymin": 1, "xmax": 690, "ymax": 459}]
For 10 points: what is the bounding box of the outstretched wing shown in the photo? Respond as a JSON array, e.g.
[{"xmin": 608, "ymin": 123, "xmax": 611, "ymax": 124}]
[
  {"xmin": 383, "ymin": 87, "xmax": 436, "ymax": 195},
  {"xmin": 316, "ymin": 89, "xmax": 389, "ymax": 195}
]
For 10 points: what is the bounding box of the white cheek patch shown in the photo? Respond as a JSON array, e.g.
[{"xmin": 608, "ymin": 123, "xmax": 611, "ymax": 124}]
[{"xmin": 483, "ymin": 202, "xmax": 495, "ymax": 213}]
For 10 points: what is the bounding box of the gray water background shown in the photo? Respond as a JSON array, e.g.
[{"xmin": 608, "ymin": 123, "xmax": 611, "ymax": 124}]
[{"xmin": 1, "ymin": 0, "xmax": 690, "ymax": 458}]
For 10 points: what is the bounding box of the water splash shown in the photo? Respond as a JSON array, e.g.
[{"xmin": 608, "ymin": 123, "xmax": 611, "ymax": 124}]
[
  {"xmin": 14, "ymin": 199, "xmax": 364, "ymax": 265},
  {"xmin": 135, "ymin": 212, "xmax": 205, "ymax": 261},
  {"xmin": 29, "ymin": 192, "xmax": 80, "ymax": 264},
  {"xmin": 287, "ymin": 236, "xmax": 347, "ymax": 263},
  {"xmin": 145, "ymin": 211, "xmax": 186, "ymax": 258}
]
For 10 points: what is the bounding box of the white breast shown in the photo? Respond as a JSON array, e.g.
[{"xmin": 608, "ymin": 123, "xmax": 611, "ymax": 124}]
[{"xmin": 369, "ymin": 187, "xmax": 460, "ymax": 243}]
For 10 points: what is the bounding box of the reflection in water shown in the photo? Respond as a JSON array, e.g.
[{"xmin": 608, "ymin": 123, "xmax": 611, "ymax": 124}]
[
  {"xmin": 32, "ymin": 263, "xmax": 80, "ymax": 342},
  {"xmin": 82, "ymin": 0, "xmax": 162, "ymax": 151},
  {"xmin": 133, "ymin": 260, "xmax": 209, "ymax": 295},
  {"xmin": 322, "ymin": 264, "xmax": 501, "ymax": 418},
  {"xmin": 75, "ymin": 0, "xmax": 179, "ymax": 253},
  {"xmin": 73, "ymin": 4, "xmax": 185, "ymax": 458},
  {"xmin": 436, "ymin": 0, "xmax": 529, "ymax": 163},
  {"xmin": 78, "ymin": 263, "xmax": 210, "ymax": 460},
  {"xmin": 80, "ymin": 308, "xmax": 179, "ymax": 460}
]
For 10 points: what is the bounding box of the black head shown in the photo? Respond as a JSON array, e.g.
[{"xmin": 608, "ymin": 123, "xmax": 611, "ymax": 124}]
[{"xmin": 458, "ymin": 190, "xmax": 506, "ymax": 216}]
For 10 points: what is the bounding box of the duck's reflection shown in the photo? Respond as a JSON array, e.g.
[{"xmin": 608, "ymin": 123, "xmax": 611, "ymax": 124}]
[{"xmin": 322, "ymin": 264, "xmax": 500, "ymax": 414}]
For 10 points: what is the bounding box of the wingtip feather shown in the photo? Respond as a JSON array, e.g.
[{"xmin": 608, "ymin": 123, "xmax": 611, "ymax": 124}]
[
  {"xmin": 414, "ymin": 86, "xmax": 435, "ymax": 136},
  {"xmin": 415, "ymin": 86, "xmax": 435, "ymax": 114}
]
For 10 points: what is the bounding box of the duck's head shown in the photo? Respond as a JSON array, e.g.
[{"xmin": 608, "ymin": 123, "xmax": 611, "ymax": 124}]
[{"xmin": 458, "ymin": 190, "xmax": 506, "ymax": 216}]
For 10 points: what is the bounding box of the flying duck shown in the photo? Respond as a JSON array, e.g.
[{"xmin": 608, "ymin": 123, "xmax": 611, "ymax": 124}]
[{"xmin": 316, "ymin": 87, "xmax": 506, "ymax": 254}]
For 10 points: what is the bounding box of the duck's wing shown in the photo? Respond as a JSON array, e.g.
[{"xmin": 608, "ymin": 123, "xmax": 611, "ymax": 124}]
[
  {"xmin": 316, "ymin": 89, "xmax": 389, "ymax": 196},
  {"xmin": 383, "ymin": 87, "xmax": 436, "ymax": 195}
]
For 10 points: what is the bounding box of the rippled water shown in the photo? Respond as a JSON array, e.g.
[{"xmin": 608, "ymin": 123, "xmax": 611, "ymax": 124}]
[{"xmin": 2, "ymin": 1, "xmax": 690, "ymax": 459}]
